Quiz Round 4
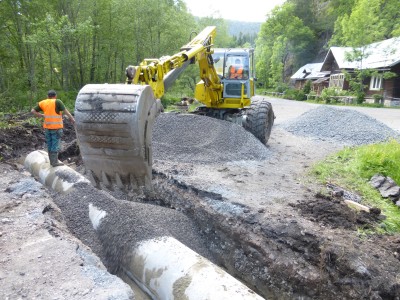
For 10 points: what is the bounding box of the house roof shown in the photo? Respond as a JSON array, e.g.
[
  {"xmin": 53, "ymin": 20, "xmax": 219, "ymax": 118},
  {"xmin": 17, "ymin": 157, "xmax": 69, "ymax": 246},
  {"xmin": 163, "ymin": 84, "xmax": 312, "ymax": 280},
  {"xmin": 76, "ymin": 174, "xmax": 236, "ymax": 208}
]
[
  {"xmin": 290, "ymin": 63, "xmax": 324, "ymax": 80},
  {"xmin": 362, "ymin": 37, "xmax": 400, "ymax": 69},
  {"xmin": 322, "ymin": 36, "xmax": 400, "ymax": 71},
  {"xmin": 327, "ymin": 47, "xmax": 355, "ymax": 69}
]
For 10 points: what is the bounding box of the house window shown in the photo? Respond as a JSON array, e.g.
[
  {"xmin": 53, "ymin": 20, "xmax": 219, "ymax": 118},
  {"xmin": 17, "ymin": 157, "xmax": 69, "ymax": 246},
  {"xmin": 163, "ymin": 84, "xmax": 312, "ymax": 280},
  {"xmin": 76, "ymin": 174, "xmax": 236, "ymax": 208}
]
[
  {"xmin": 329, "ymin": 73, "xmax": 345, "ymax": 89},
  {"xmin": 370, "ymin": 76, "xmax": 382, "ymax": 90}
]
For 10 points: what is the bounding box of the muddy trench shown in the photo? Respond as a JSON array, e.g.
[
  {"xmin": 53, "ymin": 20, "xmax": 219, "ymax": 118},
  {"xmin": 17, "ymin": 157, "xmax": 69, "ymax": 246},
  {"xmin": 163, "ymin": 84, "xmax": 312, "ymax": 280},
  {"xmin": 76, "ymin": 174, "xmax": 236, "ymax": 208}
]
[
  {"xmin": 91, "ymin": 167, "xmax": 398, "ymax": 300},
  {"xmin": 44, "ymin": 164, "xmax": 373, "ymax": 300}
]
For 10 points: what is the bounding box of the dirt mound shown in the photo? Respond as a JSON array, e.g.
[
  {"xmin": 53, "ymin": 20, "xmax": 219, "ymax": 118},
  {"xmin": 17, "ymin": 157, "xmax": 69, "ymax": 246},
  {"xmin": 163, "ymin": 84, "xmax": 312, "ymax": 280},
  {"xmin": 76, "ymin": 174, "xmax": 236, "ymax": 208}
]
[
  {"xmin": 0, "ymin": 113, "xmax": 77, "ymax": 161},
  {"xmin": 292, "ymin": 192, "xmax": 383, "ymax": 230},
  {"xmin": 0, "ymin": 124, "xmax": 44, "ymax": 160}
]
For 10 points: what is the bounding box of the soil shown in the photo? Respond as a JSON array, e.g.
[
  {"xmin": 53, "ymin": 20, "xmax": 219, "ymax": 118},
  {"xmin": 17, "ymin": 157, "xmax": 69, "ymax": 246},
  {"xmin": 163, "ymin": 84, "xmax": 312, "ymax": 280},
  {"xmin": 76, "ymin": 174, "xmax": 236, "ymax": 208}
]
[{"xmin": 1, "ymin": 99, "xmax": 400, "ymax": 300}]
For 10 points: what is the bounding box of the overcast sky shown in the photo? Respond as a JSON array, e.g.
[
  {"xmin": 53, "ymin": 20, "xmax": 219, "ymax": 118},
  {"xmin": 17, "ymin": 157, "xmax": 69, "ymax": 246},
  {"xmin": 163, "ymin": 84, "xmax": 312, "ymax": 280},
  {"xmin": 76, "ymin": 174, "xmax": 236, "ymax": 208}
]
[{"xmin": 184, "ymin": 0, "xmax": 287, "ymax": 23}]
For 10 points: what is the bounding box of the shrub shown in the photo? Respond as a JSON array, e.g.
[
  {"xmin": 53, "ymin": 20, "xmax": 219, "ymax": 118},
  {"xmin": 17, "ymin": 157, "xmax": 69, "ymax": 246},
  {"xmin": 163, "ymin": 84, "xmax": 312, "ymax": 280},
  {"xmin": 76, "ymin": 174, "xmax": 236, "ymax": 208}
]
[
  {"xmin": 275, "ymin": 83, "xmax": 289, "ymax": 93},
  {"xmin": 303, "ymin": 80, "xmax": 312, "ymax": 95},
  {"xmin": 373, "ymin": 94, "xmax": 384, "ymax": 103}
]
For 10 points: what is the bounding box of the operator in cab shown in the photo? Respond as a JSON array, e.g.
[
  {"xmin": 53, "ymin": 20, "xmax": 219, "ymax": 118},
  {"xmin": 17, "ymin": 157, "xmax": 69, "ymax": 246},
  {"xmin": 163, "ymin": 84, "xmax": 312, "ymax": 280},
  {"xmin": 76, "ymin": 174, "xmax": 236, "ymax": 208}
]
[{"xmin": 229, "ymin": 58, "xmax": 244, "ymax": 79}]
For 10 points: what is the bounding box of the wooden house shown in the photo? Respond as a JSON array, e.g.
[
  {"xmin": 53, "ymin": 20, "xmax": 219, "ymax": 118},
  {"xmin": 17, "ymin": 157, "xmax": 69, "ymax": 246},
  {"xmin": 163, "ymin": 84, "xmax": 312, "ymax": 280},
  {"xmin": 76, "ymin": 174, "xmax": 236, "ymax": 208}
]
[
  {"xmin": 321, "ymin": 37, "xmax": 400, "ymax": 106},
  {"xmin": 291, "ymin": 37, "xmax": 400, "ymax": 106}
]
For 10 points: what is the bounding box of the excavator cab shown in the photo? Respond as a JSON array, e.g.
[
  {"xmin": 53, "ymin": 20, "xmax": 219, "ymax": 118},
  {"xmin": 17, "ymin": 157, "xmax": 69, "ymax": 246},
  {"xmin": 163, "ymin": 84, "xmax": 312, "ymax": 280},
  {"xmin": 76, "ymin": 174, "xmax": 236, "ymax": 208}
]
[{"xmin": 212, "ymin": 48, "xmax": 255, "ymax": 99}]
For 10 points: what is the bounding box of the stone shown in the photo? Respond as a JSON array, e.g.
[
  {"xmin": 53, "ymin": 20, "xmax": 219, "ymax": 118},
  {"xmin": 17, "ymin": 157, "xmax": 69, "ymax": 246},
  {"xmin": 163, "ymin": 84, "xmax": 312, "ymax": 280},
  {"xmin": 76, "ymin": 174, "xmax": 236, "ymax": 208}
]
[{"xmin": 369, "ymin": 174, "xmax": 386, "ymax": 189}]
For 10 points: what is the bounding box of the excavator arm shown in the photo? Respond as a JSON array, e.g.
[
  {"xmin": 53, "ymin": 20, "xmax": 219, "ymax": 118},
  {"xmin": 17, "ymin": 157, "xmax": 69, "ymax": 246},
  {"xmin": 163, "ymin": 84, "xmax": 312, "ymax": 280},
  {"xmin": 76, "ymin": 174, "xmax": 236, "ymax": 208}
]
[{"xmin": 125, "ymin": 26, "xmax": 222, "ymax": 104}]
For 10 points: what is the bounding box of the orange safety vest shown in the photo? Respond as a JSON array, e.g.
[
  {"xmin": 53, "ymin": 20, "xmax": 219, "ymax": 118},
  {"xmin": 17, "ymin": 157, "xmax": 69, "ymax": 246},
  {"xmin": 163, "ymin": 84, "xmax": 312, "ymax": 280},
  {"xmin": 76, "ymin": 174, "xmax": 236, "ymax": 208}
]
[
  {"xmin": 229, "ymin": 65, "xmax": 243, "ymax": 79},
  {"xmin": 39, "ymin": 99, "xmax": 63, "ymax": 129}
]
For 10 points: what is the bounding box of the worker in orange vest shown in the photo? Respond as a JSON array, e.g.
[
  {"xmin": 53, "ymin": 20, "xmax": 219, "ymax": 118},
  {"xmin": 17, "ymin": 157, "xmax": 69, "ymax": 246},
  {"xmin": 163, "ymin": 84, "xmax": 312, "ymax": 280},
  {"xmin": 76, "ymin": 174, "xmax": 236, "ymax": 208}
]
[
  {"xmin": 229, "ymin": 59, "xmax": 244, "ymax": 79},
  {"xmin": 31, "ymin": 90, "xmax": 75, "ymax": 167}
]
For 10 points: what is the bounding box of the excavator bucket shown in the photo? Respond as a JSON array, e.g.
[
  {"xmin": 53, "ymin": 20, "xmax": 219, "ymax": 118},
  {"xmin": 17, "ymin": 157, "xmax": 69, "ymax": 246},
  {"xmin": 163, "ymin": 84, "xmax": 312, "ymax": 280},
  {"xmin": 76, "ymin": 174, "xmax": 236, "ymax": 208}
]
[{"xmin": 75, "ymin": 84, "xmax": 160, "ymax": 191}]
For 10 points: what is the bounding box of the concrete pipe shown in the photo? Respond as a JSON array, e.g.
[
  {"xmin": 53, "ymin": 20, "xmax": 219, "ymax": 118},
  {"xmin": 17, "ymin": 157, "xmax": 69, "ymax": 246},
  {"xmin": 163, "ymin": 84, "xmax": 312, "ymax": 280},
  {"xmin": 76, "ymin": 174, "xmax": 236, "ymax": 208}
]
[
  {"xmin": 24, "ymin": 150, "xmax": 265, "ymax": 300},
  {"xmin": 24, "ymin": 150, "xmax": 90, "ymax": 193}
]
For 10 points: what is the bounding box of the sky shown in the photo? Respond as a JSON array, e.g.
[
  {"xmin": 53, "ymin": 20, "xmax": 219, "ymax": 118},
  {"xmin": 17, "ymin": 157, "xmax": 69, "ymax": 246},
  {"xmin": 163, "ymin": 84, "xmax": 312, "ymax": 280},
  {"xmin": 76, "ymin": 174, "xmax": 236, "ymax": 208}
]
[{"xmin": 184, "ymin": 0, "xmax": 287, "ymax": 23}]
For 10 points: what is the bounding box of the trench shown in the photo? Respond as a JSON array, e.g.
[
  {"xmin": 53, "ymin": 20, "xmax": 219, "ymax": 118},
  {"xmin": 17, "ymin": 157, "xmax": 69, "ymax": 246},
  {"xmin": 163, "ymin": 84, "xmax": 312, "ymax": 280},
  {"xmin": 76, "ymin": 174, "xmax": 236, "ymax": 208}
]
[
  {"xmin": 26, "ymin": 147, "xmax": 379, "ymax": 299},
  {"xmin": 25, "ymin": 150, "xmax": 277, "ymax": 299},
  {"xmin": 110, "ymin": 170, "xmax": 276, "ymax": 299},
  {"xmin": 87, "ymin": 170, "xmax": 281, "ymax": 299}
]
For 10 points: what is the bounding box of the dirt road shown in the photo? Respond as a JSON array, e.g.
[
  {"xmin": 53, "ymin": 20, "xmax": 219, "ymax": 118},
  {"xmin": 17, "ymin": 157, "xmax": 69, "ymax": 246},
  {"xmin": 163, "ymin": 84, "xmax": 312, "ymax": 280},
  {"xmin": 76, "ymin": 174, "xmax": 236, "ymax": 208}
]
[{"xmin": 1, "ymin": 97, "xmax": 400, "ymax": 299}]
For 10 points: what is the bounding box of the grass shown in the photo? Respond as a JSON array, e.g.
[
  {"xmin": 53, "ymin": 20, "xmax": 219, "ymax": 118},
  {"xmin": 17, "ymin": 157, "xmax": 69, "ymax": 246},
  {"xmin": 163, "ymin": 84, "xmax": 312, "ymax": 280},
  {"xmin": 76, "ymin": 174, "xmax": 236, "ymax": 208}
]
[{"xmin": 311, "ymin": 139, "xmax": 400, "ymax": 233}]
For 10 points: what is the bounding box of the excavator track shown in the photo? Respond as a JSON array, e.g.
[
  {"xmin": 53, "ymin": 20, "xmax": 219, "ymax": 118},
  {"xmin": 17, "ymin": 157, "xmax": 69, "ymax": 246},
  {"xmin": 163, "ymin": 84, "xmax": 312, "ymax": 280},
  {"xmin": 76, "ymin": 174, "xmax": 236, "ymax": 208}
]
[{"xmin": 75, "ymin": 84, "xmax": 160, "ymax": 191}]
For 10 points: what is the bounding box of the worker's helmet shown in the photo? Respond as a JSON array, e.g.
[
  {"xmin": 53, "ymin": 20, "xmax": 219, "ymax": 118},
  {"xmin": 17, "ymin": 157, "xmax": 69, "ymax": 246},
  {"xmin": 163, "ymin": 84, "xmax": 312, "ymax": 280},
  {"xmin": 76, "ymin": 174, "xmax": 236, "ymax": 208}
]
[{"xmin": 48, "ymin": 90, "xmax": 57, "ymax": 97}]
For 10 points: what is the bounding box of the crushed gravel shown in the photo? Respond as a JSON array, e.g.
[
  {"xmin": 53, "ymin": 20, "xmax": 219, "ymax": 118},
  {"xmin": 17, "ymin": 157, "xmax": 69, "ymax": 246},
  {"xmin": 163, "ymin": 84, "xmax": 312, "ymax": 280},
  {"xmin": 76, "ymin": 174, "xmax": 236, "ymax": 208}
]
[
  {"xmin": 280, "ymin": 106, "xmax": 400, "ymax": 146},
  {"xmin": 152, "ymin": 113, "xmax": 270, "ymax": 163},
  {"xmin": 54, "ymin": 182, "xmax": 215, "ymax": 272}
]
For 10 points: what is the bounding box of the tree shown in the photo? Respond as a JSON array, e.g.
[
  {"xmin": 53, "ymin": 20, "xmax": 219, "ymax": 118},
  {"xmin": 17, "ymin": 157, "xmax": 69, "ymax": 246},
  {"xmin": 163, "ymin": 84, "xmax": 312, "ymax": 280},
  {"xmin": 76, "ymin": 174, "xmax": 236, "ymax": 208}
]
[
  {"xmin": 256, "ymin": 3, "xmax": 315, "ymax": 88},
  {"xmin": 330, "ymin": 0, "xmax": 399, "ymax": 47}
]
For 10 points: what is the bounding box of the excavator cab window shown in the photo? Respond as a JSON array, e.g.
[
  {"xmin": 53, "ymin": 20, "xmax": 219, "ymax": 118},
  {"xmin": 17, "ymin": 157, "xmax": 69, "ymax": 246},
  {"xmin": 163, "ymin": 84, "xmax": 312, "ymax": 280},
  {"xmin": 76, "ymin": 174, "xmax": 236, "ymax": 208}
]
[
  {"xmin": 212, "ymin": 53, "xmax": 224, "ymax": 78},
  {"xmin": 225, "ymin": 55, "xmax": 249, "ymax": 80}
]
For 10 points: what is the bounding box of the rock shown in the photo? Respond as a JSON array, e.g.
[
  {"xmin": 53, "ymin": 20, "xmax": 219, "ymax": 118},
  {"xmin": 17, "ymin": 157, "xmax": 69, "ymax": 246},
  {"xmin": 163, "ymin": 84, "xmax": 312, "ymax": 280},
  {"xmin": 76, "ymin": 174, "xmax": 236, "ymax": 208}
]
[
  {"xmin": 378, "ymin": 180, "xmax": 400, "ymax": 198},
  {"xmin": 369, "ymin": 174, "xmax": 386, "ymax": 189},
  {"xmin": 370, "ymin": 175, "xmax": 400, "ymax": 201}
]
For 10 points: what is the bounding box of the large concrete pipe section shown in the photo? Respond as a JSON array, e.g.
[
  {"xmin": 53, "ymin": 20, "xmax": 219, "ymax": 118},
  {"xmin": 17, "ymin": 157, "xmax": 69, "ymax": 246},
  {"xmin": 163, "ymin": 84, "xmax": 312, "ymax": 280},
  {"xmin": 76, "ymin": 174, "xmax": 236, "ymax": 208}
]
[
  {"xmin": 24, "ymin": 150, "xmax": 90, "ymax": 193},
  {"xmin": 24, "ymin": 150, "xmax": 265, "ymax": 300}
]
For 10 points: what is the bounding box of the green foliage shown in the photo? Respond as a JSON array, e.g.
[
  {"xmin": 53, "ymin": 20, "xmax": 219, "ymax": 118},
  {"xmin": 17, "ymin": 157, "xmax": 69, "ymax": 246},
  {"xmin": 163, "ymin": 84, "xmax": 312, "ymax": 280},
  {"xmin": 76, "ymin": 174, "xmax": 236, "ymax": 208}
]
[
  {"xmin": 312, "ymin": 140, "xmax": 400, "ymax": 233},
  {"xmin": 343, "ymin": 70, "xmax": 366, "ymax": 104},
  {"xmin": 283, "ymin": 88, "xmax": 306, "ymax": 101},
  {"xmin": 256, "ymin": 2, "xmax": 316, "ymax": 88},
  {"xmin": 2, "ymin": 0, "xmax": 399, "ymax": 113},
  {"xmin": 372, "ymin": 94, "xmax": 383, "ymax": 103},
  {"xmin": 275, "ymin": 83, "xmax": 290, "ymax": 93},
  {"xmin": 319, "ymin": 87, "xmax": 347, "ymax": 103},
  {"xmin": 331, "ymin": 0, "xmax": 399, "ymax": 46},
  {"xmin": 355, "ymin": 140, "xmax": 400, "ymax": 183},
  {"xmin": 0, "ymin": 0, "xmax": 198, "ymax": 113},
  {"xmin": 160, "ymin": 95, "xmax": 181, "ymax": 110},
  {"xmin": 303, "ymin": 80, "xmax": 311, "ymax": 95}
]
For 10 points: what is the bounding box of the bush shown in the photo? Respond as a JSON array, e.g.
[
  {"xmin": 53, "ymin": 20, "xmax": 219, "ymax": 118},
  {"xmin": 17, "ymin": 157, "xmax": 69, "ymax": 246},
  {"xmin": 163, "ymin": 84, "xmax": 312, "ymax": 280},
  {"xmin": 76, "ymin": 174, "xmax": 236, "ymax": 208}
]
[
  {"xmin": 275, "ymin": 83, "xmax": 289, "ymax": 93},
  {"xmin": 295, "ymin": 90, "xmax": 307, "ymax": 101},
  {"xmin": 320, "ymin": 87, "xmax": 348, "ymax": 104},
  {"xmin": 356, "ymin": 92, "xmax": 365, "ymax": 104},
  {"xmin": 161, "ymin": 95, "xmax": 181, "ymax": 109},
  {"xmin": 303, "ymin": 80, "xmax": 312, "ymax": 95},
  {"xmin": 282, "ymin": 88, "xmax": 307, "ymax": 101},
  {"xmin": 373, "ymin": 94, "xmax": 384, "ymax": 104}
]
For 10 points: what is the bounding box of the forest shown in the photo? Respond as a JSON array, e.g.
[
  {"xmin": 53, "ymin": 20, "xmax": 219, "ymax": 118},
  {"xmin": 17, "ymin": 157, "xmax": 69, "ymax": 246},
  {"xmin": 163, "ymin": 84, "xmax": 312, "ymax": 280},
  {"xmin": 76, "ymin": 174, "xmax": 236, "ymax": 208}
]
[{"xmin": 0, "ymin": 0, "xmax": 399, "ymax": 111}]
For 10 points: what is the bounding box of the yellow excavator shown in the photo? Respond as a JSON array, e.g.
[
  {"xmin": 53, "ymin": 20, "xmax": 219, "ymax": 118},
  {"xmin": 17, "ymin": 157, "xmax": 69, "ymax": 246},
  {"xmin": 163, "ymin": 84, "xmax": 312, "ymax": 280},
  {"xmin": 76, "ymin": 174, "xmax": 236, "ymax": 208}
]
[{"xmin": 75, "ymin": 26, "xmax": 274, "ymax": 191}]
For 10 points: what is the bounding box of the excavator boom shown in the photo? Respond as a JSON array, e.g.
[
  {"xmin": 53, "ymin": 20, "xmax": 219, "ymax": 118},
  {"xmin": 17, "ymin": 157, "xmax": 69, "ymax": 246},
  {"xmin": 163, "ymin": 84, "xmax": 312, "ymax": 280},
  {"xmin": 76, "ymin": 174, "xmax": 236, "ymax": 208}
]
[{"xmin": 126, "ymin": 26, "xmax": 221, "ymax": 101}]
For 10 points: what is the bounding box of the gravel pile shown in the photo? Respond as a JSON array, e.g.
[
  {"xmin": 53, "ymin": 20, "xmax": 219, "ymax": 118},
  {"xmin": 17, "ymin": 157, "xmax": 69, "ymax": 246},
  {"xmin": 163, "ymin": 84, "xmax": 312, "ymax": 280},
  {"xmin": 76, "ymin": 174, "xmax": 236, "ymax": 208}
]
[
  {"xmin": 281, "ymin": 106, "xmax": 400, "ymax": 146},
  {"xmin": 152, "ymin": 113, "xmax": 270, "ymax": 163}
]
